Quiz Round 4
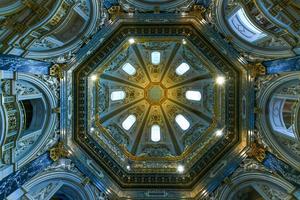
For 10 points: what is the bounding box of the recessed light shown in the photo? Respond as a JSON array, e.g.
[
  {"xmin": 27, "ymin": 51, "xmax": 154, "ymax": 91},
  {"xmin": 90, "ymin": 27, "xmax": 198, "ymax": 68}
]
[
  {"xmin": 126, "ymin": 165, "xmax": 131, "ymax": 170},
  {"xmin": 177, "ymin": 164, "xmax": 185, "ymax": 173},
  {"xmin": 215, "ymin": 129, "xmax": 223, "ymax": 137},
  {"xmin": 91, "ymin": 75, "xmax": 97, "ymax": 81},
  {"xmin": 216, "ymin": 76, "xmax": 225, "ymax": 85},
  {"xmin": 128, "ymin": 38, "xmax": 135, "ymax": 44},
  {"xmin": 182, "ymin": 39, "xmax": 187, "ymax": 45}
]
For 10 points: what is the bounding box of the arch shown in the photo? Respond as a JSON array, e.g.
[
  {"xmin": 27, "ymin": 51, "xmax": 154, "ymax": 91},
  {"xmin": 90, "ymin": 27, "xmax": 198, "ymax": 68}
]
[
  {"xmin": 257, "ymin": 73, "xmax": 300, "ymax": 170},
  {"xmin": 218, "ymin": 172, "xmax": 295, "ymax": 200},
  {"xmin": 0, "ymin": 1, "xmax": 24, "ymax": 15},
  {"xmin": 212, "ymin": 0, "xmax": 296, "ymax": 60},
  {"xmin": 15, "ymin": 74, "xmax": 58, "ymax": 169},
  {"xmin": 268, "ymin": 97, "xmax": 298, "ymax": 139},
  {"xmin": 19, "ymin": 98, "xmax": 46, "ymax": 137},
  {"xmin": 18, "ymin": 0, "xmax": 101, "ymax": 60},
  {"xmin": 22, "ymin": 171, "xmax": 97, "ymax": 200}
]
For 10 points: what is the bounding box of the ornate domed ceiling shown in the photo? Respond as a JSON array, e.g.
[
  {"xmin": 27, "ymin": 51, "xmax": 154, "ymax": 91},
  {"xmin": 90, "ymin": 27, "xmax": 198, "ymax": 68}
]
[
  {"xmin": 65, "ymin": 8, "xmax": 253, "ymax": 198},
  {"xmin": 93, "ymin": 38, "xmax": 216, "ymax": 159}
]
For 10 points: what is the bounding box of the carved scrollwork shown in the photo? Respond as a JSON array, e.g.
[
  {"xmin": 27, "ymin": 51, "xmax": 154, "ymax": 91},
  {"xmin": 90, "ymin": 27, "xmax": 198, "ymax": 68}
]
[
  {"xmin": 247, "ymin": 141, "xmax": 266, "ymax": 163},
  {"xmin": 49, "ymin": 142, "xmax": 69, "ymax": 162}
]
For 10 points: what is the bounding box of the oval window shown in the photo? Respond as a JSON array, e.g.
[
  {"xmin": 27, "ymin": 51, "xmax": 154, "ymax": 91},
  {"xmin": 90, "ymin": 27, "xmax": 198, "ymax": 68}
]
[
  {"xmin": 122, "ymin": 115, "xmax": 136, "ymax": 130},
  {"xmin": 176, "ymin": 63, "xmax": 190, "ymax": 75},
  {"xmin": 110, "ymin": 91, "xmax": 126, "ymax": 101},
  {"xmin": 151, "ymin": 125, "xmax": 161, "ymax": 142},
  {"xmin": 175, "ymin": 114, "xmax": 190, "ymax": 130}
]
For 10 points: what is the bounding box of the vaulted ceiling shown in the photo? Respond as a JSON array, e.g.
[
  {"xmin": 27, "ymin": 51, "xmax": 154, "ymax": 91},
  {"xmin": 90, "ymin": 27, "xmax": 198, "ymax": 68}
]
[
  {"xmin": 0, "ymin": 0, "xmax": 299, "ymax": 199},
  {"xmin": 67, "ymin": 10, "xmax": 252, "ymax": 197}
]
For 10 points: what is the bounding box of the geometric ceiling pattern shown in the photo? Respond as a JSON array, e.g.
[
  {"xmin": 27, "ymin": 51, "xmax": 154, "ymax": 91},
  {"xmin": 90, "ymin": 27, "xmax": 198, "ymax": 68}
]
[
  {"xmin": 70, "ymin": 10, "xmax": 252, "ymax": 192},
  {"xmin": 94, "ymin": 39, "xmax": 216, "ymax": 158},
  {"xmin": 1, "ymin": 1, "xmax": 300, "ymax": 200},
  {"xmin": 24, "ymin": 4, "xmax": 254, "ymax": 199}
]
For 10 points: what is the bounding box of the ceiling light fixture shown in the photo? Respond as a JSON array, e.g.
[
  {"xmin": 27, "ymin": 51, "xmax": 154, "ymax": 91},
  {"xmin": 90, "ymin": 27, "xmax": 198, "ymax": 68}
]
[
  {"xmin": 177, "ymin": 164, "xmax": 185, "ymax": 173},
  {"xmin": 91, "ymin": 75, "xmax": 97, "ymax": 81},
  {"xmin": 128, "ymin": 38, "xmax": 135, "ymax": 44},
  {"xmin": 216, "ymin": 76, "xmax": 225, "ymax": 85},
  {"xmin": 215, "ymin": 129, "xmax": 223, "ymax": 137}
]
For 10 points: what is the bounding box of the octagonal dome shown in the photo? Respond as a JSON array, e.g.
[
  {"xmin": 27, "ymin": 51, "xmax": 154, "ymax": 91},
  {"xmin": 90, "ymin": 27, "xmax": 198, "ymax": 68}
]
[
  {"xmin": 68, "ymin": 12, "xmax": 252, "ymax": 197},
  {"xmin": 90, "ymin": 38, "xmax": 218, "ymax": 160}
]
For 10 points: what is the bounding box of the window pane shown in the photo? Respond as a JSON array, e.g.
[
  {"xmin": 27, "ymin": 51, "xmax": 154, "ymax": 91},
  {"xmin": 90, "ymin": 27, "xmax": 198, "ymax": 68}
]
[
  {"xmin": 122, "ymin": 115, "xmax": 136, "ymax": 130},
  {"xmin": 110, "ymin": 91, "xmax": 126, "ymax": 101},
  {"xmin": 185, "ymin": 91, "xmax": 201, "ymax": 101},
  {"xmin": 151, "ymin": 51, "xmax": 161, "ymax": 65},
  {"xmin": 176, "ymin": 63, "xmax": 190, "ymax": 75},
  {"xmin": 228, "ymin": 7, "xmax": 266, "ymax": 42},
  {"xmin": 175, "ymin": 114, "xmax": 190, "ymax": 130},
  {"xmin": 122, "ymin": 63, "xmax": 136, "ymax": 75},
  {"xmin": 151, "ymin": 125, "xmax": 161, "ymax": 142},
  {"xmin": 269, "ymin": 98, "xmax": 296, "ymax": 138}
]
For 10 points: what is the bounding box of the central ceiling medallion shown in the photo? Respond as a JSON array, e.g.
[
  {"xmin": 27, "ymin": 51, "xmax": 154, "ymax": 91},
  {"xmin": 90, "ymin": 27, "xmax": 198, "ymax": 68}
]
[{"xmin": 146, "ymin": 83, "xmax": 166, "ymax": 104}]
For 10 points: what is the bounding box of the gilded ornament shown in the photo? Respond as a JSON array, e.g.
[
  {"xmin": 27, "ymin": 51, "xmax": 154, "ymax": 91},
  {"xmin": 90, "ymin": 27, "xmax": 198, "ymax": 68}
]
[
  {"xmin": 247, "ymin": 63, "xmax": 266, "ymax": 78},
  {"xmin": 108, "ymin": 6, "xmax": 123, "ymax": 21},
  {"xmin": 50, "ymin": 64, "xmax": 64, "ymax": 79},
  {"xmin": 52, "ymin": 107, "xmax": 60, "ymax": 114},
  {"xmin": 49, "ymin": 142, "xmax": 69, "ymax": 161},
  {"xmin": 254, "ymin": 107, "xmax": 262, "ymax": 114},
  {"xmin": 82, "ymin": 177, "xmax": 91, "ymax": 186},
  {"xmin": 190, "ymin": 5, "xmax": 206, "ymax": 18},
  {"xmin": 247, "ymin": 142, "xmax": 266, "ymax": 162},
  {"xmin": 224, "ymin": 35, "xmax": 233, "ymax": 43}
]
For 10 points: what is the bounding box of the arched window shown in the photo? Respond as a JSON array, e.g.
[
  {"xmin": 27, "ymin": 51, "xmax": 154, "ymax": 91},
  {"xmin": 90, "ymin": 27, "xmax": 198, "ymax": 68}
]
[
  {"xmin": 151, "ymin": 125, "xmax": 161, "ymax": 142},
  {"xmin": 175, "ymin": 114, "xmax": 190, "ymax": 130},
  {"xmin": 185, "ymin": 91, "xmax": 201, "ymax": 101},
  {"xmin": 122, "ymin": 63, "xmax": 136, "ymax": 75},
  {"xmin": 20, "ymin": 98, "xmax": 45, "ymax": 137},
  {"xmin": 176, "ymin": 63, "xmax": 190, "ymax": 75},
  {"xmin": 269, "ymin": 97, "xmax": 297, "ymax": 138},
  {"xmin": 228, "ymin": 7, "xmax": 266, "ymax": 42},
  {"xmin": 110, "ymin": 91, "xmax": 126, "ymax": 101},
  {"xmin": 122, "ymin": 115, "xmax": 136, "ymax": 130},
  {"xmin": 151, "ymin": 51, "xmax": 161, "ymax": 65}
]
